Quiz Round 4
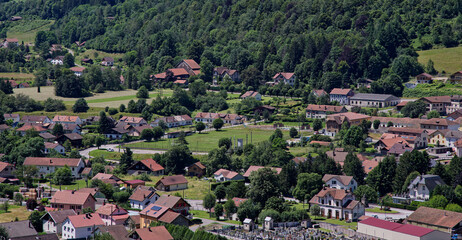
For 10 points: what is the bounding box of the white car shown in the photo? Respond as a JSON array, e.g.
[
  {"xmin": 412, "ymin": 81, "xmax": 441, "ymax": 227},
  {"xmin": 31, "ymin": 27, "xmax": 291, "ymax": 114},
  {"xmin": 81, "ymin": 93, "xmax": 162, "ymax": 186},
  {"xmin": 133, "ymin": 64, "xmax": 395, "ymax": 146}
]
[{"xmin": 107, "ymin": 148, "xmax": 114, "ymax": 152}]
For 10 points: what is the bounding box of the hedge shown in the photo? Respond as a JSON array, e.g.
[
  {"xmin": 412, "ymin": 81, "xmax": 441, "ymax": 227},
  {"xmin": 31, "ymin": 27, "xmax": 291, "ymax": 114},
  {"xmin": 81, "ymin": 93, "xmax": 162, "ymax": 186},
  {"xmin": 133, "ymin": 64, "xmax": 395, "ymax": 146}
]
[
  {"xmin": 210, "ymin": 179, "xmax": 245, "ymax": 191},
  {"xmin": 385, "ymin": 202, "xmax": 418, "ymax": 211}
]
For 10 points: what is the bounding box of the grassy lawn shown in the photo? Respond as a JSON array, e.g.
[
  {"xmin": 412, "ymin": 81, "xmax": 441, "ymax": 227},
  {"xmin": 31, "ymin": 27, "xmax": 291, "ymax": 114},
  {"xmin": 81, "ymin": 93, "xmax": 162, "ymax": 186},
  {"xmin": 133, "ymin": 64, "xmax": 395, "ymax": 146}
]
[
  {"xmin": 417, "ymin": 46, "xmax": 462, "ymax": 74},
  {"xmin": 190, "ymin": 210, "xmax": 241, "ymax": 225},
  {"xmin": 75, "ymin": 49, "xmax": 124, "ymax": 66},
  {"xmin": 366, "ymin": 207, "xmax": 398, "ymax": 214},
  {"xmin": 89, "ymin": 149, "xmax": 153, "ymax": 161},
  {"xmin": 49, "ymin": 179, "xmax": 91, "ymax": 191},
  {"xmin": 7, "ymin": 20, "xmax": 54, "ymax": 43},
  {"xmin": 124, "ymin": 127, "xmax": 288, "ymax": 152},
  {"xmin": 0, "ymin": 206, "xmax": 30, "ymax": 223},
  {"xmin": 0, "ymin": 72, "xmax": 35, "ymax": 81}
]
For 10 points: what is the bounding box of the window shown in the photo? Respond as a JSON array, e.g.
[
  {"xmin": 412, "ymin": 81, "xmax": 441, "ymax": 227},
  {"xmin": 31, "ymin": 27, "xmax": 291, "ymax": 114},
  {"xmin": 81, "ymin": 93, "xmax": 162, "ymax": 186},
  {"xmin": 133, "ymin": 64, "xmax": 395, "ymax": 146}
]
[
  {"xmin": 332, "ymin": 180, "xmax": 336, "ymax": 184},
  {"xmin": 88, "ymin": 228, "xmax": 91, "ymax": 231}
]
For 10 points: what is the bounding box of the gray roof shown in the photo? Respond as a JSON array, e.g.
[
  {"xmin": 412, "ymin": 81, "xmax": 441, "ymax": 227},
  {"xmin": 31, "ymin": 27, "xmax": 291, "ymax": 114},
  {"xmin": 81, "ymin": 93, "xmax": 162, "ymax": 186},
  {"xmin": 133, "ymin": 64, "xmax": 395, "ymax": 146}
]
[
  {"xmin": 15, "ymin": 233, "xmax": 59, "ymax": 240},
  {"xmin": 349, "ymin": 93, "xmax": 399, "ymax": 102},
  {"xmin": 0, "ymin": 220, "xmax": 37, "ymax": 238},
  {"xmin": 41, "ymin": 209, "xmax": 77, "ymax": 224},
  {"xmin": 408, "ymin": 175, "xmax": 446, "ymax": 192}
]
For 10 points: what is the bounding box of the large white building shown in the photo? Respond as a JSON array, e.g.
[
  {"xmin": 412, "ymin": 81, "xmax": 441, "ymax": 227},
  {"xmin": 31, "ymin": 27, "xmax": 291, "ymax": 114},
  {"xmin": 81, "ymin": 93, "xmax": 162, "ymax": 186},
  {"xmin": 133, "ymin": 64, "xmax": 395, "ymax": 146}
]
[
  {"xmin": 62, "ymin": 214, "xmax": 104, "ymax": 239},
  {"xmin": 23, "ymin": 157, "xmax": 85, "ymax": 178},
  {"xmin": 408, "ymin": 175, "xmax": 445, "ymax": 201},
  {"xmin": 322, "ymin": 174, "xmax": 358, "ymax": 191},
  {"xmin": 309, "ymin": 187, "xmax": 365, "ymax": 221}
]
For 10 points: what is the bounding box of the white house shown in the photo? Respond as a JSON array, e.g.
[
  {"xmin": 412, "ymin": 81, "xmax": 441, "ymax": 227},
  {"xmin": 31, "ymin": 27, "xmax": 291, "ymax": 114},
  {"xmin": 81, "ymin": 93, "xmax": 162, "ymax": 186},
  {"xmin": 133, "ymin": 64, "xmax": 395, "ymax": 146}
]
[
  {"xmin": 95, "ymin": 203, "xmax": 129, "ymax": 226},
  {"xmin": 322, "ymin": 174, "xmax": 358, "ymax": 191},
  {"xmin": 194, "ymin": 112, "xmax": 246, "ymax": 125},
  {"xmin": 213, "ymin": 169, "xmax": 244, "ymax": 182},
  {"xmin": 408, "ymin": 175, "xmax": 446, "ymax": 201},
  {"xmin": 51, "ymin": 56, "xmax": 64, "ymax": 65},
  {"xmin": 41, "ymin": 209, "xmax": 76, "ymax": 235},
  {"xmin": 309, "ymin": 187, "xmax": 365, "ymax": 221},
  {"xmin": 155, "ymin": 175, "xmax": 188, "ymax": 191},
  {"xmin": 151, "ymin": 115, "xmax": 193, "ymax": 128},
  {"xmin": 118, "ymin": 116, "xmax": 147, "ymax": 127},
  {"xmin": 128, "ymin": 187, "xmax": 160, "ymax": 210},
  {"xmin": 23, "ymin": 157, "xmax": 85, "ymax": 178},
  {"xmin": 3, "ymin": 113, "xmax": 19, "ymax": 123},
  {"xmin": 240, "ymin": 91, "xmax": 262, "ymax": 101},
  {"xmin": 329, "ymin": 88, "xmax": 354, "ymax": 105},
  {"xmin": 70, "ymin": 66, "xmax": 85, "ymax": 77},
  {"xmin": 272, "ymin": 72, "xmax": 296, "ymax": 86},
  {"xmin": 44, "ymin": 142, "xmax": 65, "ymax": 155},
  {"xmin": 52, "ymin": 115, "xmax": 83, "ymax": 125},
  {"xmin": 62, "ymin": 214, "xmax": 104, "ymax": 239}
]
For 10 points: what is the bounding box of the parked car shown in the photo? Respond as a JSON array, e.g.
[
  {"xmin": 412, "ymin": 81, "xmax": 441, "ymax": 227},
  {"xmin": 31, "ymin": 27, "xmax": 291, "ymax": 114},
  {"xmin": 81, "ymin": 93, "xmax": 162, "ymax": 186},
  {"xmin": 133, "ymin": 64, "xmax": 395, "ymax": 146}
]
[{"xmin": 107, "ymin": 148, "xmax": 114, "ymax": 152}]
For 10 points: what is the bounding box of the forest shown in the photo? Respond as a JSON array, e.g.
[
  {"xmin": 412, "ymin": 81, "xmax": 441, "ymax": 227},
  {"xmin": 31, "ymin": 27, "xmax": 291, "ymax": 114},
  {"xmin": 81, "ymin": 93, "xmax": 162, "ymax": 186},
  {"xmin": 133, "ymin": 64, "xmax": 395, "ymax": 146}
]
[{"xmin": 0, "ymin": 0, "xmax": 461, "ymax": 96}]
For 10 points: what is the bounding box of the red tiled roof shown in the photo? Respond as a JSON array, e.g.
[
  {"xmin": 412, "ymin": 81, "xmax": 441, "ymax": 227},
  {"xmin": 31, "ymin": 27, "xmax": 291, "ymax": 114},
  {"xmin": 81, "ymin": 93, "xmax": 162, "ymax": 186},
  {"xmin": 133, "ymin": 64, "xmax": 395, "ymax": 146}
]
[
  {"xmin": 0, "ymin": 162, "xmax": 12, "ymax": 172},
  {"xmin": 309, "ymin": 188, "xmax": 350, "ymax": 204},
  {"xmin": 96, "ymin": 203, "xmax": 127, "ymax": 216},
  {"xmin": 155, "ymin": 195, "xmax": 190, "ymax": 208},
  {"xmin": 378, "ymin": 137, "xmax": 410, "ymax": 150},
  {"xmin": 241, "ymin": 91, "xmax": 260, "ymax": 98},
  {"xmin": 24, "ymin": 157, "xmax": 81, "ymax": 167},
  {"xmin": 306, "ymin": 104, "xmax": 345, "ymax": 113},
  {"xmin": 67, "ymin": 214, "xmax": 104, "ymax": 228},
  {"xmin": 134, "ymin": 226, "xmax": 173, "ymax": 240},
  {"xmin": 129, "ymin": 189, "xmax": 157, "ymax": 202},
  {"xmin": 272, "ymin": 72, "xmax": 294, "ymax": 80},
  {"xmin": 139, "ymin": 159, "xmax": 164, "ymax": 172},
  {"xmin": 173, "ymin": 80, "xmax": 187, "ymax": 84},
  {"xmin": 420, "ymin": 96, "xmax": 451, "ymax": 103},
  {"xmin": 158, "ymin": 210, "xmax": 183, "ymax": 223},
  {"xmin": 362, "ymin": 160, "xmax": 379, "ymax": 174},
  {"xmin": 5, "ymin": 38, "xmax": 18, "ymax": 42},
  {"xmin": 51, "ymin": 191, "xmax": 94, "ymax": 205},
  {"xmin": 214, "ymin": 169, "xmax": 240, "ymax": 179},
  {"xmin": 53, "ymin": 115, "xmax": 80, "ymax": 123},
  {"xmin": 183, "ymin": 59, "xmax": 200, "ymax": 70},
  {"xmin": 243, "ymin": 166, "xmax": 282, "ymax": 178},
  {"xmin": 169, "ymin": 68, "xmax": 189, "ymax": 76},
  {"xmin": 309, "ymin": 141, "xmax": 330, "ymax": 146},
  {"xmin": 421, "ymin": 118, "xmax": 458, "ymax": 126},
  {"xmin": 329, "ymin": 88, "xmax": 353, "ymax": 95},
  {"xmin": 232, "ymin": 197, "xmax": 248, "ymax": 207},
  {"xmin": 191, "ymin": 162, "xmax": 205, "ymax": 170},
  {"xmin": 70, "ymin": 67, "xmax": 85, "ymax": 72},
  {"xmin": 44, "ymin": 142, "xmax": 61, "ymax": 149},
  {"xmin": 124, "ymin": 180, "xmax": 145, "ymax": 185},
  {"xmin": 396, "ymin": 101, "xmax": 409, "ymax": 107},
  {"xmin": 360, "ymin": 217, "xmax": 435, "ymax": 237},
  {"xmin": 312, "ymin": 89, "xmax": 327, "ymax": 96},
  {"xmin": 156, "ymin": 175, "xmax": 188, "ymax": 186},
  {"xmin": 322, "ymin": 174, "xmax": 353, "ymax": 186},
  {"xmin": 140, "ymin": 203, "xmax": 170, "ymax": 218},
  {"xmin": 417, "ymin": 73, "xmax": 433, "ymax": 79},
  {"xmin": 16, "ymin": 124, "xmax": 46, "ymax": 132},
  {"xmin": 119, "ymin": 116, "xmax": 145, "ymax": 124},
  {"xmin": 92, "ymin": 173, "xmax": 120, "ymax": 181},
  {"xmin": 407, "ymin": 206, "xmax": 462, "ymax": 229}
]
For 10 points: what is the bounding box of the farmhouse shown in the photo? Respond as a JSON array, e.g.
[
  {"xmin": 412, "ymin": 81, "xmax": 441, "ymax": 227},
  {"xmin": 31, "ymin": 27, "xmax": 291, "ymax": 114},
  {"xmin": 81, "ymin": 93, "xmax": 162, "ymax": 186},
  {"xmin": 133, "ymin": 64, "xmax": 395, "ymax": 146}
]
[
  {"xmin": 51, "ymin": 191, "xmax": 96, "ymax": 214},
  {"xmin": 329, "ymin": 88, "xmax": 354, "ymax": 105},
  {"xmin": 101, "ymin": 57, "xmax": 114, "ymax": 66},
  {"xmin": 349, "ymin": 93, "xmax": 400, "ymax": 108},
  {"xmin": 127, "ymin": 158, "xmax": 164, "ymax": 176},
  {"xmin": 416, "ymin": 73, "xmax": 433, "ymax": 84},
  {"xmin": 155, "ymin": 175, "xmax": 188, "ymax": 191},
  {"xmin": 176, "ymin": 59, "xmax": 200, "ymax": 76},
  {"xmin": 241, "ymin": 91, "xmax": 262, "ymax": 101},
  {"xmin": 24, "ymin": 157, "xmax": 84, "ymax": 178},
  {"xmin": 305, "ymin": 104, "xmax": 347, "ymax": 119}
]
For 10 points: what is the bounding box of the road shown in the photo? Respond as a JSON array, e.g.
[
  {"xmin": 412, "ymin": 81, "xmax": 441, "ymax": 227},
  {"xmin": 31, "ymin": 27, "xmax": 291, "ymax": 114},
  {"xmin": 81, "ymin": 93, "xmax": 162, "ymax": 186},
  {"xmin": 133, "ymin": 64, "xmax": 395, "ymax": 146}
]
[{"xmin": 365, "ymin": 204, "xmax": 414, "ymax": 220}]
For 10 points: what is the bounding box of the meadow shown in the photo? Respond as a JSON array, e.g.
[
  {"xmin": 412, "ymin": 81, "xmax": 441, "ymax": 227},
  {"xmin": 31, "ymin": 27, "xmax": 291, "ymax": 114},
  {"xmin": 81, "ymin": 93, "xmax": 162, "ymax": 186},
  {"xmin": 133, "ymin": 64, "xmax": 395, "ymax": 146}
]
[
  {"xmin": 417, "ymin": 46, "xmax": 462, "ymax": 74},
  {"xmin": 7, "ymin": 19, "xmax": 54, "ymax": 43}
]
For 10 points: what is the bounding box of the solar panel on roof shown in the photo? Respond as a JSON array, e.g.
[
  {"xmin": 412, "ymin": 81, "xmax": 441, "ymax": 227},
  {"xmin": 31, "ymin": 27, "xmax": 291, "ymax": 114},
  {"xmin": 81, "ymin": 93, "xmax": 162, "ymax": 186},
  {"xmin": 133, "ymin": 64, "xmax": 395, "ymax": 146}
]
[{"xmin": 151, "ymin": 206, "xmax": 162, "ymax": 211}]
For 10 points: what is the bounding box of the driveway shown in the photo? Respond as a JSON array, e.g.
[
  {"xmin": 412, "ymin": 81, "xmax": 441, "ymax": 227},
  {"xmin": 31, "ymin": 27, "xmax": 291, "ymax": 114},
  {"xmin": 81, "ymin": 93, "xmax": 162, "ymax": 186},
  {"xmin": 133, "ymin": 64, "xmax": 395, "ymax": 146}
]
[{"xmin": 365, "ymin": 204, "xmax": 414, "ymax": 220}]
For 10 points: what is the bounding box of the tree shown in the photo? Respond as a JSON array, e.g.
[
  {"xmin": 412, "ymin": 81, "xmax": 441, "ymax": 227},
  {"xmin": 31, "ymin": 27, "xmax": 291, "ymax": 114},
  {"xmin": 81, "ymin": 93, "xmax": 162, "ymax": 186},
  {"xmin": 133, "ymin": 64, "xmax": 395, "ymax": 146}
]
[
  {"xmin": 2, "ymin": 201, "xmax": 8, "ymax": 212},
  {"xmin": 343, "ymin": 125, "xmax": 364, "ymax": 147},
  {"xmin": 343, "ymin": 152, "xmax": 366, "ymax": 185},
  {"xmin": 313, "ymin": 119, "xmax": 323, "ymax": 131},
  {"xmin": 427, "ymin": 110, "xmax": 440, "ymax": 119},
  {"xmin": 237, "ymin": 199, "xmax": 261, "ymax": 222},
  {"xmin": 152, "ymin": 126, "xmax": 164, "ymax": 141},
  {"xmin": 141, "ymin": 128, "xmax": 154, "ymax": 141},
  {"xmin": 310, "ymin": 204, "xmax": 321, "ymax": 218},
  {"xmin": 28, "ymin": 210, "xmax": 45, "ymax": 232},
  {"xmin": 14, "ymin": 193, "xmax": 23, "ymax": 206},
  {"xmin": 367, "ymin": 156, "xmax": 396, "ymax": 196},
  {"xmin": 161, "ymin": 144, "xmax": 194, "ymax": 174},
  {"xmin": 98, "ymin": 111, "xmax": 114, "ymax": 134},
  {"xmin": 218, "ymin": 138, "xmax": 232, "ymax": 150},
  {"xmin": 136, "ymin": 86, "xmax": 149, "ymax": 98},
  {"xmin": 226, "ymin": 181, "xmax": 246, "ymax": 199},
  {"xmin": 354, "ymin": 185, "xmax": 377, "ymax": 204},
  {"xmin": 0, "ymin": 226, "xmax": 8, "ymax": 239},
  {"xmin": 94, "ymin": 233, "xmax": 115, "ymax": 240},
  {"xmin": 446, "ymin": 203, "xmax": 462, "ymax": 213},
  {"xmin": 289, "ymin": 127, "xmax": 298, "ymax": 138},
  {"xmin": 52, "ymin": 123, "xmax": 64, "ymax": 136},
  {"xmin": 373, "ymin": 119, "xmax": 380, "ymax": 130},
  {"xmin": 426, "ymin": 59, "xmax": 438, "ymax": 75},
  {"xmin": 426, "ymin": 195, "xmax": 448, "ymax": 209},
  {"xmin": 212, "ymin": 118, "xmax": 224, "ymax": 131},
  {"xmin": 224, "ymin": 199, "xmax": 237, "ymax": 219},
  {"xmin": 214, "ymin": 184, "xmax": 227, "ymax": 202},
  {"xmin": 95, "ymin": 135, "xmax": 105, "ymax": 149},
  {"xmin": 119, "ymin": 148, "xmax": 134, "ymax": 174},
  {"xmin": 63, "ymin": 53, "xmax": 75, "ymax": 68},
  {"xmin": 26, "ymin": 199, "xmax": 37, "ymax": 210},
  {"xmin": 73, "ymin": 98, "xmax": 89, "ymax": 113},
  {"xmin": 119, "ymin": 104, "xmax": 126, "ymax": 112},
  {"xmin": 195, "ymin": 122, "xmax": 205, "ymax": 133},
  {"xmin": 401, "ymin": 171, "xmax": 420, "ymax": 193},
  {"xmin": 401, "ymin": 100, "xmax": 427, "ymax": 118},
  {"xmin": 53, "ymin": 165, "xmax": 73, "ymax": 185},
  {"xmin": 269, "ymin": 129, "xmax": 283, "ymax": 143},
  {"xmin": 189, "ymin": 79, "xmax": 207, "ymax": 97},
  {"xmin": 203, "ymin": 193, "xmax": 216, "ymax": 217},
  {"xmin": 394, "ymin": 150, "xmax": 430, "ymax": 192},
  {"xmin": 214, "ymin": 203, "xmax": 223, "ymax": 220},
  {"xmin": 247, "ymin": 168, "xmax": 281, "ymax": 207},
  {"xmin": 292, "ymin": 173, "xmax": 323, "ymax": 207},
  {"xmin": 113, "ymin": 191, "xmax": 130, "ymax": 203},
  {"xmin": 264, "ymin": 197, "xmax": 288, "ymax": 212}
]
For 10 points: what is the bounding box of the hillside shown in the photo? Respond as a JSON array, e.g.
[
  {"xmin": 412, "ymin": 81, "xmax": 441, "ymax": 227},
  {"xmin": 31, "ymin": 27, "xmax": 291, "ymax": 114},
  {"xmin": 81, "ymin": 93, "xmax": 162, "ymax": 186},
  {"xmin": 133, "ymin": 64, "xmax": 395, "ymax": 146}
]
[{"xmin": 417, "ymin": 46, "xmax": 462, "ymax": 74}]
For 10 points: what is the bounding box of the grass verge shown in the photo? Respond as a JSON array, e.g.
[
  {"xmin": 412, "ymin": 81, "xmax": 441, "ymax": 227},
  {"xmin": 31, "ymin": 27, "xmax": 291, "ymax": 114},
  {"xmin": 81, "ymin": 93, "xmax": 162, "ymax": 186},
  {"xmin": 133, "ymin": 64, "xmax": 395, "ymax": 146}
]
[
  {"xmin": 366, "ymin": 207, "xmax": 398, "ymax": 214},
  {"xmin": 0, "ymin": 206, "xmax": 30, "ymax": 223},
  {"xmin": 89, "ymin": 149, "xmax": 153, "ymax": 161}
]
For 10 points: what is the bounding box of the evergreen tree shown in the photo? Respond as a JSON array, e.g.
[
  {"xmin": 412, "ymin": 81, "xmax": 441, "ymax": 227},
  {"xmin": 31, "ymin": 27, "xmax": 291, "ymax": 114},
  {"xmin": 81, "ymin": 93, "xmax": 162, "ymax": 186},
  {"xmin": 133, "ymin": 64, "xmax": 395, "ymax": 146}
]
[
  {"xmin": 343, "ymin": 152, "xmax": 366, "ymax": 185},
  {"xmin": 72, "ymin": 98, "xmax": 89, "ymax": 113},
  {"xmin": 119, "ymin": 148, "xmax": 134, "ymax": 174},
  {"xmin": 98, "ymin": 111, "xmax": 113, "ymax": 134}
]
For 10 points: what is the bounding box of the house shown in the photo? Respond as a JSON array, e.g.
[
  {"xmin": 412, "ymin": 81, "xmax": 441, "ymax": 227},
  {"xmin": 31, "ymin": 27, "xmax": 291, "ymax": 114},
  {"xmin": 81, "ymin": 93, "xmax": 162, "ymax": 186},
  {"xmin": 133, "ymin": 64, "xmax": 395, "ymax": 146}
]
[
  {"xmin": 93, "ymin": 225, "xmax": 128, "ymax": 240},
  {"xmin": 194, "ymin": 112, "xmax": 246, "ymax": 125},
  {"xmin": 96, "ymin": 203, "xmax": 129, "ymax": 226},
  {"xmin": 214, "ymin": 169, "xmax": 245, "ymax": 182},
  {"xmin": 329, "ymin": 88, "xmax": 354, "ymax": 105},
  {"xmin": 39, "ymin": 132, "xmax": 57, "ymax": 142},
  {"xmin": 24, "ymin": 157, "xmax": 85, "ymax": 178},
  {"xmin": 408, "ymin": 175, "xmax": 446, "ymax": 201},
  {"xmin": 9, "ymin": 16, "xmax": 22, "ymax": 21},
  {"xmin": 388, "ymin": 142, "xmax": 414, "ymax": 157},
  {"xmin": 17, "ymin": 234, "xmax": 59, "ymax": 240},
  {"xmin": 154, "ymin": 68, "xmax": 191, "ymax": 81},
  {"xmin": 127, "ymin": 158, "xmax": 164, "ymax": 176},
  {"xmin": 44, "ymin": 142, "xmax": 65, "ymax": 154},
  {"xmin": 448, "ymin": 109, "xmax": 462, "ymax": 120},
  {"xmin": 16, "ymin": 124, "xmax": 47, "ymax": 136},
  {"xmin": 101, "ymin": 57, "xmax": 114, "ymax": 66},
  {"xmin": 155, "ymin": 175, "xmax": 188, "ymax": 191},
  {"xmin": 305, "ymin": 104, "xmax": 347, "ymax": 119},
  {"xmin": 176, "ymin": 59, "xmax": 201, "ymax": 76},
  {"xmin": 370, "ymin": 117, "xmax": 423, "ymax": 129},
  {"xmin": 325, "ymin": 149, "xmax": 349, "ymax": 165},
  {"xmin": 4, "ymin": 113, "xmax": 19, "ymax": 123},
  {"xmin": 151, "ymin": 115, "xmax": 193, "ymax": 128},
  {"xmin": 104, "ymin": 127, "xmax": 129, "ymax": 140},
  {"xmin": 322, "ymin": 174, "xmax": 358, "ymax": 191},
  {"xmin": 81, "ymin": 58, "xmax": 93, "ymax": 64},
  {"xmin": 48, "ymin": 123, "xmax": 81, "ymax": 134},
  {"xmin": 76, "ymin": 188, "xmax": 106, "ymax": 199},
  {"xmin": 124, "ymin": 215, "xmax": 140, "ymax": 231},
  {"xmin": 118, "ymin": 116, "xmax": 147, "ymax": 127},
  {"xmin": 50, "ymin": 44, "xmax": 63, "ymax": 53},
  {"xmin": 56, "ymin": 133, "xmax": 83, "ymax": 147},
  {"xmin": 254, "ymin": 105, "xmax": 276, "ymax": 115},
  {"xmin": 241, "ymin": 91, "xmax": 262, "ymax": 101},
  {"xmin": 139, "ymin": 203, "xmax": 190, "ymax": 227},
  {"xmin": 123, "ymin": 180, "xmax": 145, "ymax": 190},
  {"xmin": 325, "ymin": 112, "xmax": 371, "ymax": 136},
  {"xmin": 447, "ymin": 95, "xmax": 462, "ymax": 115},
  {"xmin": 20, "ymin": 115, "xmax": 52, "ymax": 124},
  {"xmin": 357, "ymin": 217, "xmax": 449, "ymax": 240},
  {"xmin": 0, "ymin": 220, "xmax": 38, "ymax": 239},
  {"xmin": 62, "ymin": 213, "xmax": 104, "ymax": 239},
  {"xmin": 41, "ymin": 209, "xmax": 77, "ymax": 235},
  {"xmin": 380, "ymin": 132, "xmax": 427, "ymax": 149},
  {"xmin": 292, "ymin": 157, "xmax": 308, "ymax": 165},
  {"xmin": 187, "ymin": 162, "xmax": 206, "ymax": 177},
  {"xmin": 92, "ymin": 173, "xmax": 123, "ymax": 186},
  {"xmin": 272, "ymin": 72, "xmax": 296, "ymax": 86},
  {"xmin": 51, "ymin": 191, "xmax": 96, "ymax": 214},
  {"xmin": 3, "ymin": 38, "xmax": 18, "ymax": 48},
  {"xmin": 52, "ymin": 115, "xmax": 83, "ymax": 125},
  {"xmin": 449, "ymin": 71, "xmax": 462, "ymax": 84},
  {"xmin": 407, "ymin": 206, "xmax": 462, "ymax": 234},
  {"xmin": 213, "ymin": 67, "xmax": 240, "ymax": 83},
  {"xmin": 312, "ymin": 89, "xmax": 328, "ymax": 98},
  {"xmin": 243, "ymin": 166, "xmax": 282, "ymax": 179},
  {"xmin": 420, "ymin": 118, "xmax": 459, "ymax": 130},
  {"xmin": 362, "ymin": 159, "xmax": 379, "ymax": 175},
  {"xmin": 419, "ymin": 96, "xmax": 451, "ymax": 115},
  {"xmin": 51, "ymin": 56, "xmax": 64, "ymax": 65},
  {"xmin": 0, "ymin": 161, "xmax": 15, "ymax": 178},
  {"xmin": 357, "ymin": 78, "xmax": 374, "ymax": 89},
  {"xmin": 375, "ymin": 137, "xmax": 411, "ymax": 155},
  {"xmin": 70, "ymin": 66, "xmax": 85, "ymax": 77},
  {"xmin": 416, "ymin": 73, "xmax": 433, "ymax": 84},
  {"xmin": 128, "ymin": 125, "xmax": 152, "ymax": 137},
  {"xmin": 155, "ymin": 195, "xmax": 191, "ymax": 216},
  {"xmin": 128, "ymin": 226, "xmax": 173, "ymax": 240},
  {"xmin": 129, "ymin": 187, "xmax": 160, "ymax": 210},
  {"xmin": 309, "ymin": 187, "xmax": 365, "ymax": 221},
  {"xmin": 427, "ymin": 130, "xmax": 462, "ymax": 147},
  {"xmin": 349, "ymin": 93, "xmax": 400, "ymax": 108}
]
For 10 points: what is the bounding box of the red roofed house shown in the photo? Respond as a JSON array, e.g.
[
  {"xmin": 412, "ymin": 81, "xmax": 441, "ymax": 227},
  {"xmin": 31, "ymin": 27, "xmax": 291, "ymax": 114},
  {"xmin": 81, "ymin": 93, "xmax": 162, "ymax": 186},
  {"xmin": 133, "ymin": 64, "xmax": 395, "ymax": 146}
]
[
  {"xmin": 62, "ymin": 213, "xmax": 104, "ymax": 239},
  {"xmin": 123, "ymin": 180, "xmax": 145, "ymax": 190},
  {"xmin": 51, "ymin": 191, "xmax": 96, "ymax": 214},
  {"xmin": 187, "ymin": 162, "xmax": 206, "ymax": 177},
  {"xmin": 309, "ymin": 187, "xmax": 365, "ymax": 221},
  {"xmin": 312, "ymin": 89, "xmax": 328, "ymax": 98},
  {"xmin": 306, "ymin": 104, "xmax": 347, "ymax": 119},
  {"xmin": 20, "ymin": 115, "xmax": 52, "ymax": 124},
  {"xmin": 375, "ymin": 136, "xmax": 411, "ymax": 155},
  {"xmin": 41, "ymin": 209, "xmax": 77, "ymax": 235},
  {"xmin": 101, "ymin": 57, "xmax": 114, "ymax": 66},
  {"xmin": 329, "ymin": 88, "xmax": 354, "ymax": 105},
  {"xmin": 155, "ymin": 175, "xmax": 188, "ymax": 191},
  {"xmin": 271, "ymin": 72, "xmax": 296, "ymax": 86},
  {"xmin": 326, "ymin": 112, "xmax": 371, "ymax": 136},
  {"xmin": 407, "ymin": 206, "xmax": 462, "ymax": 235},
  {"xmin": 154, "ymin": 68, "xmax": 190, "ymax": 81},
  {"xmin": 420, "ymin": 118, "xmax": 459, "ymax": 130},
  {"xmin": 176, "ymin": 59, "xmax": 200, "ymax": 76},
  {"xmin": 416, "ymin": 73, "xmax": 433, "ymax": 84},
  {"xmin": 243, "ymin": 166, "xmax": 282, "ymax": 179},
  {"xmin": 127, "ymin": 159, "xmax": 164, "ymax": 176},
  {"xmin": 16, "ymin": 124, "xmax": 47, "ymax": 136},
  {"xmin": 0, "ymin": 162, "xmax": 15, "ymax": 178},
  {"xmin": 214, "ymin": 169, "xmax": 244, "ymax": 182},
  {"xmin": 322, "ymin": 174, "xmax": 358, "ymax": 191},
  {"xmin": 70, "ymin": 66, "xmax": 85, "ymax": 77},
  {"xmin": 419, "ymin": 96, "xmax": 451, "ymax": 115},
  {"xmin": 155, "ymin": 195, "xmax": 191, "ymax": 216},
  {"xmin": 128, "ymin": 226, "xmax": 173, "ymax": 240},
  {"xmin": 52, "ymin": 115, "xmax": 83, "ymax": 125},
  {"xmin": 118, "ymin": 116, "xmax": 147, "ymax": 127},
  {"xmin": 92, "ymin": 173, "xmax": 123, "ymax": 186},
  {"xmin": 3, "ymin": 38, "xmax": 18, "ymax": 48},
  {"xmin": 241, "ymin": 91, "xmax": 262, "ymax": 101},
  {"xmin": 358, "ymin": 216, "xmax": 449, "ymax": 240},
  {"xmin": 194, "ymin": 112, "xmax": 246, "ymax": 125},
  {"xmin": 44, "ymin": 142, "xmax": 65, "ymax": 155},
  {"xmin": 96, "ymin": 203, "xmax": 129, "ymax": 226},
  {"xmin": 129, "ymin": 187, "xmax": 160, "ymax": 210},
  {"xmin": 24, "ymin": 157, "xmax": 84, "ymax": 178},
  {"xmin": 139, "ymin": 203, "xmax": 189, "ymax": 227},
  {"xmin": 362, "ymin": 159, "xmax": 379, "ymax": 175}
]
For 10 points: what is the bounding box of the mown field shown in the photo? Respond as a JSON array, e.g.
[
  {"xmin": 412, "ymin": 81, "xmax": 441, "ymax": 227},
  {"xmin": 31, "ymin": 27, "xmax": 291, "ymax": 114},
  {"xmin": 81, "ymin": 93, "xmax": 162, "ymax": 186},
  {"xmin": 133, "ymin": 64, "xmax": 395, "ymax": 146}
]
[
  {"xmin": 124, "ymin": 127, "xmax": 289, "ymax": 152},
  {"xmin": 89, "ymin": 149, "xmax": 153, "ymax": 161},
  {"xmin": 0, "ymin": 72, "xmax": 35, "ymax": 81},
  {"xmin": 0, "ymin": 205, "xmax": 30, "ymax": 223},
  {"xmin": 417, "ymin": 46, "xmax": 462, "ymax": 74},
  {"xmin": 7, "ymin": 19, "xmax": 55, "ymax": 44}
]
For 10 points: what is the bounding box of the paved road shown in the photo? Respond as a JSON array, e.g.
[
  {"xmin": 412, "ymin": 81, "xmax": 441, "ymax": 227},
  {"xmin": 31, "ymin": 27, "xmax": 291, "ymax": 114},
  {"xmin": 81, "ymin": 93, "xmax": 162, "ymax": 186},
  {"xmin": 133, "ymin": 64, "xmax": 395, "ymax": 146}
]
[{"xmin": 365, "ymin": 204, "xmax": 414, "ymax": 220}]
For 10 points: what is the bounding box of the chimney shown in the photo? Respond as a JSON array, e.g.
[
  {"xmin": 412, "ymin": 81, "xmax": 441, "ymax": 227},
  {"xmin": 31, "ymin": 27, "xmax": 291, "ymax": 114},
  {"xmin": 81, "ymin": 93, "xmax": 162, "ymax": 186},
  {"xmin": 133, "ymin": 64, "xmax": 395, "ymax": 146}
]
[
  {"xmin": 72, "ymin": 190, "xmax": 75, "ymax": 194},
  {"xmin": 50, "ymin": 159, "xmax": 53, "ymax": 163}
]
